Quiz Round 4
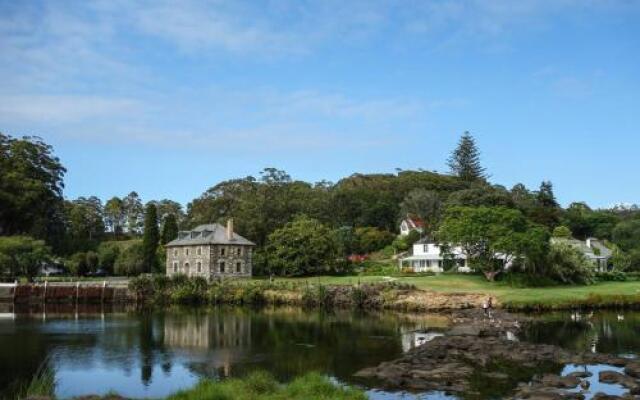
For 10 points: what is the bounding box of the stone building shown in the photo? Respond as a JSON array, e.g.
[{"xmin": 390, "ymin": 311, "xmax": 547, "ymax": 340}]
[{"xmin": 165, "ymin": 219, "xmax": 255, "ymax": 280}]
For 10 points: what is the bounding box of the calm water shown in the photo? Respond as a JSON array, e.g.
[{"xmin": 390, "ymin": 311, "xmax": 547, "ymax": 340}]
[{"xmin": 0, "ymin": 305, "xmax": 638, "ymax": 399}]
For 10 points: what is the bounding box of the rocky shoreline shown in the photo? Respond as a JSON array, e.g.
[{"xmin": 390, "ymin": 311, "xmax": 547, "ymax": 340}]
[{"xmin": 355, "ymin": 309, "xmax": 640, "ymax": 399}]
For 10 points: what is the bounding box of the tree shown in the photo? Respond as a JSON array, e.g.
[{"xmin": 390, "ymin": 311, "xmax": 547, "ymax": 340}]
[
  {"xmin": 104, "ymin": 197, "xmax": 125, "ymax": 236},
  {"xmin": 65, "ymin": 196, "xmax": 105, "ymax": 243},
  {"xmin": 446, "ymin": 184, "xmax": 514, "ymax": 208},
  {"xmin": 161, "ymin": 213, "xmax": 179, "ymax": 245},
  {"xmin": 0, "ymin": 236, "xmax": 51, "ymax": 280},
  {"xmin": 437, "ymin": 206, "xmax": 544, "ymax": 281},
  {"xmin": 447, "ymin": 131, "xmax": 486, "ymax": 182},
  {"xmin": 612, "ymin": 220, "xmax": 640, "ymax": 252},
  {"xmin": 0, "ymin": 133, "xmax": 66, "ymax": 244},
  {"xmin": 265, "ymin": 215, "xmax": 338, "ymax": 276},
  {"xmin": 399, "ymin": 189, "xmax": 442, "ymax": 232},
  {"xmin": 114, "ymin": 243, "xmax": 145, "ymax": 276},
  {"xmin": 545, "ymin": 242, "xmax": 595, "ymax": 285},
  {"xmin": 531, "ymin": 181, "xmax": 561, "ymax": 228},
  {"xmin": 142, "ymin": 203, "xmax": 159, "ymax": 273},
  {"xmin": 97, "ymin": 242, "xmax": 120, "ymax": 275},
  {"xmin": 552, "ymin": 226, "xmax": 573, "ymax": 238},
  {"xmin": 122, "ymin": 192, "xmax": 144, "ymax": 235},
  {"xmin": 353, "ymin": 227, "xmax": 395, "ymax": 254}
]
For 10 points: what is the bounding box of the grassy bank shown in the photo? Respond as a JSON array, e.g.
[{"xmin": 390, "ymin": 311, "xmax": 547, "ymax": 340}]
[
  {"xmin": 18, "ymin": 371, "xmax": 366, "ymax": 400},
  {"xmin": 268, "ymin": 274, "xmax": 640, "ymax": 310}
]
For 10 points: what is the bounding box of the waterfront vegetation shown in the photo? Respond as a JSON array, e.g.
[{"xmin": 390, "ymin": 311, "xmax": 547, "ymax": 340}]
[
  {"xmin": 126, "ymin": 272, "xmax": 640, "ymax": 311},
  {"xmin": 17, "ymin": 370, "xmax": 366, "ymax": 400}
]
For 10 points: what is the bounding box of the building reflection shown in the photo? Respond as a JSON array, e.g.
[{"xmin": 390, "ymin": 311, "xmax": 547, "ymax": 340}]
[{"xmin": 163, "ymin": 310, "xmax": 252, "ymax": 377}]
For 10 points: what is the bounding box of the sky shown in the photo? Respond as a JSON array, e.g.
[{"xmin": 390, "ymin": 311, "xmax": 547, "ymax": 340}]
[{"xmin": 0, "ymin": 0, "xmax": 639, "ymax": 209}]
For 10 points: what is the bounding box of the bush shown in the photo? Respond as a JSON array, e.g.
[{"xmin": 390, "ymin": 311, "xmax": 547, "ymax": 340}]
[
  {"xmin": 545, "ymin": 242, "xmax": 595, "ymax": 285},
  {"xmin": 595, "ymin": 271, "xmax": 627, "ymax": 282},
  {"xmin": 114, "ymin": 243, "xmax": 146, "ymax": 276}
]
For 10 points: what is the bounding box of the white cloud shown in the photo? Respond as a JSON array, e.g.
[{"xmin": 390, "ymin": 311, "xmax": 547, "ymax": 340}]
[{"xmin": 0, "ymin": 94, "xmax": 142, "ymax": 123}]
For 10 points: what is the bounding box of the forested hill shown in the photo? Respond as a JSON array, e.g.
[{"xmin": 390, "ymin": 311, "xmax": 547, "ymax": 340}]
[{"xmin": 2, "ymin": 131, "xmax": 639, "ymax": 277}]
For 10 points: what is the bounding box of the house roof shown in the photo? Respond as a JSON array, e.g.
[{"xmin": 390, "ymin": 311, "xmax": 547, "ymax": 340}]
[
  {"xmin": 166, "ymin": 224, "xmax": 255, "ymax": 247},
  {"xmin": 402, "ymin": 216, "xmax": 424, "ymax": 229},
  {"xmin": 551, "ymin": 237, "xmax": 611, "ymax": 259}
]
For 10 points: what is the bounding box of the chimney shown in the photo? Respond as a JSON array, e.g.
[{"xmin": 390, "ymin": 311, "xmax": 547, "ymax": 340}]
[{"xmin": 226, "ymin": 218, "xmax": 234, "ymax": 241}]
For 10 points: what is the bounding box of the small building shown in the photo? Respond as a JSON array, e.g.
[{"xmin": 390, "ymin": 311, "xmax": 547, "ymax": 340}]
[
  {"xmin": 399, "ymin": 215, "xmax": 424, "ymax": 236},
  {"xmin": 398, "ymin": 237, "xmax": 471, "ymax": 273},
  {"xmin": 165, "ymin": 219, "xmax": 255, "ymax": 280},
  {"xmin": 551, "ymin": 237, "xmax": 612, "ymax": 271}
]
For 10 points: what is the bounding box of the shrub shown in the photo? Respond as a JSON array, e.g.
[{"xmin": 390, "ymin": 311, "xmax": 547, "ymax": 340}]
[
  {"xmin": 545, "ymin": 242, "xmax": 595, "ymax": 285},
  {"xmin": 595, "ymin": 271, "xmax": 627, "ymax": 282}
]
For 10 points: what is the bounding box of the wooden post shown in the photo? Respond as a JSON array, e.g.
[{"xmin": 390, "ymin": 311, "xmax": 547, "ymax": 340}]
[
  {"xmin": 76, "ymin": 281, "xmax": 80, "ymax": 304},
  {"xmin": 101, "ymin": 281, "xmax": 107, "ymax": 304},
  {"xmin": 12, "ymin": 280, "xmax": 17, "ymax": 303},
  {"xmin": 43, "ymin": 280, "xmax": 48, "ymax": 303}
]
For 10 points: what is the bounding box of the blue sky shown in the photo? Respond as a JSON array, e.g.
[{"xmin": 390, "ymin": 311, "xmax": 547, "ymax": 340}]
[{"xmin": 1, "ymin": 0, "xmax": 638, "ymax": 209}]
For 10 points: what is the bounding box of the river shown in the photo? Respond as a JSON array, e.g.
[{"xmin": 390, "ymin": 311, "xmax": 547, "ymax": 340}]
[{"xmin": 0, "ymin": 304, "xmax": 637, "ymax": 399}]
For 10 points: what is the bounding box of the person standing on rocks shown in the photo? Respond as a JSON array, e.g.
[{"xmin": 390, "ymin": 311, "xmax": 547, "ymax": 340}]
[
  {"xmin": 488, "ymin": 297, "xmax": 494, "ymax": 317},
  {"xmin": 482, "ymin": 299, "xmax": 489, "ymax": 317}
]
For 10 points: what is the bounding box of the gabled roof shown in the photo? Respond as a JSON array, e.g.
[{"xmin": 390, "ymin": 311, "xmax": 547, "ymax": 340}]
[
  {"xmin": 402, "ymin": 215, "xmax": 424, "ymax": 229},
  {"xmin": 551, "ymin": 237, "xmax": 611, "ymax": 259},
  {"xmin": 166, "ymin": 224, "xmax": 255, "ymax": 247}
]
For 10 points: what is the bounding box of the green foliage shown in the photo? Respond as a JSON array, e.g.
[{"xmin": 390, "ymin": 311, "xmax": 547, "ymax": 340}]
[
  {"xmin": 437, "ymin": 206, "xmax": 548, "ymax": 280},
  {"xmin": 595, "ymin": 270, "xmax": 627, "ymax": 282},
  {"xmin": 552, "ymin": 225, "xmax": 572, "ymax": 238},
  {"xmin": 545, "ymin": 242, "xmax": 595, "ymax": 285},
  {"xmin": 161, "ymin": 213, "xmax": 179, "ymax": 244},
  {"xmin": 265, "ymin": 215, "xmax": 339, "ymax": 276},
  {"xmin": 97, "ymin": 242, "xmax": 121, "ymax": 275},
  {"xmin": 167, "ymin": 371, "xmax": 366, "ymax": 400},
  {"xmin": 114, "ymin": 242, "xmax": 145, "ymax": 276},
  {"xmin": 0, "ymin": 236, "xmax": 51, "ymax": 279},
  {"xmin": 353, "ymin": 227, "xmax": 395, "ymax": 254},
  {"xmin": 399, "ymin": 189, "xmax": 442, "ymax": 230},
  {"xmin": 612, "ymin": 219, "xmax": 640, "ymax": 252},
  {"xmin": 142, "ymin": 203, "xmax": 160, "ymax": 273},
  {"xmin": 63, "ymin": 196, "xmax": 105, "ymax": 252},
  {"xmin": 530, "ymin": 181, "xmax": 561, "ymax": 228},
  {"xmin": 447, "ymin": 131, "xmax": 486, "ymax": 182},
  {"xmin": 446, "ymin": 184, "xmax": 515, "ymax": 208},
  {"xmin": 0, "ymin": 133, "xmax": 66, "ymax": 246}
]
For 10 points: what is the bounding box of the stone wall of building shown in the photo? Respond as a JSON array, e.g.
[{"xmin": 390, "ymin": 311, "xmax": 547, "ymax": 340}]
[{"xmin": 166, "ymin": 244, "xmax": 252, "ymax": 280}]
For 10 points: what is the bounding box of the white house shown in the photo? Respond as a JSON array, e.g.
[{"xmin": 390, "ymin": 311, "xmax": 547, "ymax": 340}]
[
  {"xmin": 399, "ymin": 237, "xmax": 471, "ymax": 273},
  {"xmin": 399, "ymin": 215, "xmax": 424, "ymax": 236},
  {"xmin": 551, "ymin": 237, "xmax": 612, "ymax": 272}
]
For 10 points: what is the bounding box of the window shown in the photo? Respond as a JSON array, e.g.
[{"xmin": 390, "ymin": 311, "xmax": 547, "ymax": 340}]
[
  {"xmin": 220, "ymin": 247, "xmax": 226, "ymax": 256},
  {"xmin": 184, "ymin": 262, "xmax": 190, "ymax": 272},
  {"xmin": 237, "ymin": 247, "xmax": 242, "ymax": 256},
  {"xmin": 219, "ymin": 261, "xmax": 225, "ymax": 273},
  {"xmin": 423, "ymin": 245, "xmax": 428, "ymax": 253},
  {"xmin": 197, "ymin": 262, "xmax": 202, "ymax": 273},
  {"xmin": 236, "ymin": 262, "xmax": 242, "ymax": 273},
  {"xmin": 173, "ymin": 249, "xmax": 178, "ymax": 257},
  {"xmin": 185, "ymin": 247, "xmax": 190, "ymax": 256},
  {"xmin": 173, "ymin": 262, "xmax": 178, "ymax": 272},
  {"xmin": 197, "ymin": 247, "xmax": 202, "ymax": 255}
]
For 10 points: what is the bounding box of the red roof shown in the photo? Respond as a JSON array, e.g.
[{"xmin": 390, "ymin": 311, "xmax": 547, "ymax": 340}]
[{"xmin": 404, "ymin": 216, "xmax": 424, "ymax": 229}]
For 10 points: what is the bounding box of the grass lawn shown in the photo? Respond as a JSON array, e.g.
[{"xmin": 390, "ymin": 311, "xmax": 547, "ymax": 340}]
[{"xmin": 266, "ymin": 274, "xmax": 640, "ymax": 308}]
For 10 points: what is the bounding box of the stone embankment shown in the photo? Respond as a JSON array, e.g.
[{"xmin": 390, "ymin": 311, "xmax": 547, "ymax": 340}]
[{"xmin": 356, "ymin": 309, "xmax": 640, "ymax": 399}]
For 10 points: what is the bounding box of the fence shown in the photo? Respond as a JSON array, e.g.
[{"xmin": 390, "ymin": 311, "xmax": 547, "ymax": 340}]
[{"xmin": 0, "ymin": 281, "xmax": 131, "ymax": 304}]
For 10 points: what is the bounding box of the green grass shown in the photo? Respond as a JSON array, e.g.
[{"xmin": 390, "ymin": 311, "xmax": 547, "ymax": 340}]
[
  {"xmin": 167, "ymin": 371, "xmax": 366, "ymax": 400},
  {"xmin": 267, "ymin": 274, "xmax": 640, "ymax": 309}
]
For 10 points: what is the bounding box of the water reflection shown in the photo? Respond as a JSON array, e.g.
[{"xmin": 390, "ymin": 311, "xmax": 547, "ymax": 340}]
[
  {"xmin": 520, "ymin": 310, "xmax": 640, "ymax": 356},
  {"xmin": 0, "ymin": 305, "xmax": 448, "ymax": 399}
]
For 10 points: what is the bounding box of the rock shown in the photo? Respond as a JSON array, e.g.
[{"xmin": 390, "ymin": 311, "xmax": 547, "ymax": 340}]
[
  {"xmin": 592, "ymin": 393, "xmax": 626, "ymax": 400},
  {"xmin": 540, "ymin": 373, "xmax": 580, "ymax": 388},
  {"xmin": 567, "ymin": 370, "xmax": 593, "ymax": 379},
  {"xmin": 599, "ymin": 370, "xmax": 627, "ymax": 384},
  {"xmin": 625, "ymin": 363, "xmax": 640, "ymax": 378}
]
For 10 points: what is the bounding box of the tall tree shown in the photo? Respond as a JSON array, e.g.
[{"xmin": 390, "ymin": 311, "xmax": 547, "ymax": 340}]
[
  {"xmin": 142, "ymin": 203, "xmax": 159, "ymax": 273},
  {"xmin": 65, "ymin": 196, "xmax": 105, "ymax": 242},
  {"xmin": 531, "ymin": 181, "xmax": 561, "ymax": 228},
  {"xmin": 447, "ymin": 132, "xmax": 486, "ymax": 182},
  {"xmin": 104, "ymin": 196, "xmax": 125, "ymax": 236},
  {"xmin": 161, "ymin": 213, "xmax": 179, "ymax": 245},
  {"xmin": 123, "ymin": 191, "xmax": 144, "ymax": 235},
  {"xmin": 0, "ymin": 133, "xmax": 66, "ymax": 243}
]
